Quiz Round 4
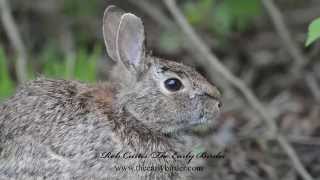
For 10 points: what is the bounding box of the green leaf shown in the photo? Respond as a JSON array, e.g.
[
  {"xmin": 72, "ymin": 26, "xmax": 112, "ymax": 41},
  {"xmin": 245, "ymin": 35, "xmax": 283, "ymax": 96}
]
[{"xmin": 306, "ymin": 17, "xmax": 320, "ymax": 46}]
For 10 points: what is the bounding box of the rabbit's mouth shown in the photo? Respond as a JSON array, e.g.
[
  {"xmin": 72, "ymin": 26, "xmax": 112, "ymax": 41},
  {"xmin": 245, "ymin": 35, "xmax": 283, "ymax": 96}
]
[
  {"xmin": 185, "ymin": 110, "xmax": 220, "ymax": 131},
  {"xmin": 187, "ymin": 113, "xmax": 207, "ymax": 126},
  {"xmin": 164, "ymin": 112, "xmax": 215, "ymax": 135}
]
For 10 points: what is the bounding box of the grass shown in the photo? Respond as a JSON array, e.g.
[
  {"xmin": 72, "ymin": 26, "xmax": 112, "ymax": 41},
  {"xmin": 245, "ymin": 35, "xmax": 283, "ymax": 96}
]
[
  {"xmin": 0, "ymin": 47, "xmax": 14, "ymax": 100},
  {"xmin": 0, "ymin": 45, "xmax": 101, "ymax": 101}
]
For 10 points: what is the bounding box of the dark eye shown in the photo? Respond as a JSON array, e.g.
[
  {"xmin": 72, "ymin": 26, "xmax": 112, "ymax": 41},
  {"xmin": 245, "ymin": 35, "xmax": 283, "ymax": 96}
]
[{"xmin": 164, "ymin": 78, "xmax": 183, "ymax": 91}]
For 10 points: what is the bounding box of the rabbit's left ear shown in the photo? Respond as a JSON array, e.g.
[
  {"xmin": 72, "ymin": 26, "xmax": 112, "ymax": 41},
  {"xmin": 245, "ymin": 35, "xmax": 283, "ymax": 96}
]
[
  {"xmin": 116, "ymin": 13, "xmax": 146, "ymax": 74},
  {"xmin": 103, "ymin": 6, "xmax": 146, "ymax": 75}
]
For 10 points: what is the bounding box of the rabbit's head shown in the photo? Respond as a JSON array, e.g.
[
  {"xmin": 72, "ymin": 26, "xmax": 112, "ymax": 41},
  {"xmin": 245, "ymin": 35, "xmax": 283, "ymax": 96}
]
[{"xmin": 103, "ymin": 6, "xmax": 221, "ymax": 134}]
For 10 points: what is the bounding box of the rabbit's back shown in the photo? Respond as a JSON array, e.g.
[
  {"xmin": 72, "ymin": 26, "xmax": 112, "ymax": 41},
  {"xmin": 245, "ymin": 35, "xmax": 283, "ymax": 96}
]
[{"xmin": 0, "ymin": 79, "xmax": 120, "ymax": 179}]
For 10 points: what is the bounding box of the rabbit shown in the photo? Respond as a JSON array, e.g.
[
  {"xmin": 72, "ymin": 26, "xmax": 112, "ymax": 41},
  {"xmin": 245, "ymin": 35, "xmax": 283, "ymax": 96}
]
[{"xmin": 0, "ymin": 5, "xmax": 222, "ymax": 180}]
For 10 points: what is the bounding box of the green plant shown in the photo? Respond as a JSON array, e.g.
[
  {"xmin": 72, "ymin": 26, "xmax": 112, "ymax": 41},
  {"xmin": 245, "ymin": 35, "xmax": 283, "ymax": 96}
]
[
  {"xmin": 0, "ymin": 48, "xmax": 14, "ymax": 100},
  {"xmin": 41, "ymin": 46, "xmax": 66, "ymax": 79},
  {"xmin": 225, "ymin": 0, "xmax": 261, "ymax": 30},
  {"xmin": 63, "ymin": 0, "xmax": 99, "ymax": 17},
  {"xmin": 184, "ymin": 0, "xmax": 215, "ymax": 25},
  {"xmin": 40, "ymin": 45, "xmax": 100, "ymax": 82},
  {"xmin": 0, "ymin": 44, "xmax": 101, "ymax": 101},
  {"xmin": 73, "ymin": 46, "xmax": 101, "ymax": 82},
  {"xmin": 306, "ymin": 17, "xmax": 320, "ymax": 46},
  {"xmin": 183, "ymin": 0, "xmax": 261, "ymax": 36}
]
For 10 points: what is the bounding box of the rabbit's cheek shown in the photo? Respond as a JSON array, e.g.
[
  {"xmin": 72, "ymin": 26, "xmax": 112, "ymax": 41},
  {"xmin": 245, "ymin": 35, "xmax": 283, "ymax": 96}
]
[
  {"xmin": 181, "ymin": 100, "xmax": 205, "ymax": 125},
  {"xmin": 188, "ymin": 97, "xmax": 221, "ymax": 126}
]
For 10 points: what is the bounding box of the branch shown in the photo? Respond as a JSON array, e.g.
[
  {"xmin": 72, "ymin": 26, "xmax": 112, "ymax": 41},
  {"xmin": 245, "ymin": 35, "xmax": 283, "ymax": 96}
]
[
  {"xmin": 162, "ymin": 1, "xmax": 314, "ymax": 180},
  {"xmin": 289, "ymin": 135, "xmax": 320, "ymax": 146},
  {"xmin": 306, "ymin": 73, "xmax": 320, "ymax": 102},
  {"xmin": 128, "ymin": 0, "xmax": 175, "ymax": 29},
  {"xmin": 261, "ymin": 0, "xmax": 307, "ymax": 73},
  {"xmin": 0, "ymin": 0, "xmax": 28, "ymax": 83}
]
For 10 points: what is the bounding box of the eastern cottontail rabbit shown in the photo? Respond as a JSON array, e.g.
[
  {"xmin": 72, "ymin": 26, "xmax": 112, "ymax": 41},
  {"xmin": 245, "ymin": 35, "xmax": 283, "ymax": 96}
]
[{"xmin": 0, "ymin": 5, "xmax": 221, "ymax": 180}]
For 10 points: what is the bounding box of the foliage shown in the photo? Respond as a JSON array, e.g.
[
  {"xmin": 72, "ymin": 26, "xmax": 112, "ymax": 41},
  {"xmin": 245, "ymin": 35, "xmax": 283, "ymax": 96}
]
[
  {"xmin": 306, "ymin": 17, "xmax": 320, "ymax": 46},
  {"xmin": 225, "ymin": 0, "xmax": 261, "ymax": 30},
  {"xmin": 40, "ymin": 46, "xmax": 100, "ymax": 82},
  {"xmin": 63, "ymin": 0, "xmax": 100, "ymax": 47},
  {"xmin": 183, "ymin": 0, "xmax": 261, "ymax": 36},
  {"xmin": 0, "ymin": 46, "xmax": 100, "ymax": 101},
  {"xmin": 0, "ymin": 48, "xmax": 14, "ymax": 100},
  {"xmin": 40, "ymin": 46, "xmax": 66, "ymax": 79},
  {"xmin": 63, "ymin": 0, "xmax": 99, "ymax": 17},
  {"xmin": 73, "ymin": 46, "xmax": 101, "ymax": 82}
]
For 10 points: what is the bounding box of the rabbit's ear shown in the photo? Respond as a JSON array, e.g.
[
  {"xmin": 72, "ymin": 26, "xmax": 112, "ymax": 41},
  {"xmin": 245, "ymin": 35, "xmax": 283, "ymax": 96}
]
[
  {"xmin": 116, "ymin": 13, "xmax": 145, "ymax": 74},
  {"xmin": 103, "ymin": 6, "xmax": 145, "ymax": 75},
  {"xmin": 103, "ymin": 5, "xmax": 125, "ymax": 62}
]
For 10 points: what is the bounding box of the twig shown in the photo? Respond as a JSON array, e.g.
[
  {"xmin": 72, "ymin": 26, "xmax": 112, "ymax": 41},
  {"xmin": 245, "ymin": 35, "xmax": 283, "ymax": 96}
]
[
  {"xmin": 289, "ymin": 135, "xmax": 320, "ymax": 146},
  {"xmin": 162, "ymin": 1, "xmax": 314, "ymax": 180},
  {"xmin": 261, "ymin": 0, "xmax": 307, "ymax": 73},
  {"xmin": 306, "ymin": 74, "xmax": 320, "ymax": 102},
  {"xmin": 0, "ymin": 0, "xmax": 28, "ymax": 83},
  {"xmin": 128, "ymin": 0, "xmax": 175, "ymax": 29},
  {"xmin": 276, "ymin": 136, "xmax": 313, "ymax": 180}
]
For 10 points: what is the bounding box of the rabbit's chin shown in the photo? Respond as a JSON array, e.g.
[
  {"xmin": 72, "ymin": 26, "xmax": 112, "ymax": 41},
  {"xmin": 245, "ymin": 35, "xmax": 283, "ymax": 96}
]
[{"xmin": 162, "ymin": 115, "xmax": 217, "ymax": 136}]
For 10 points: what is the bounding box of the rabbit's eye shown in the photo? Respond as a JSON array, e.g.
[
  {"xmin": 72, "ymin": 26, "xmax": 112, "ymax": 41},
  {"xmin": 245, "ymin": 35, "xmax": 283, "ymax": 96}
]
[{"xmin": 164, "ymin": 78, "xmax": 183, "ymax": 91}]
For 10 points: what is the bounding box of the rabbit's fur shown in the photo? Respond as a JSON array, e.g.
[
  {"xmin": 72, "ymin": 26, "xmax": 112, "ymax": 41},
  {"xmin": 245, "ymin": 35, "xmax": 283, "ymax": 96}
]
[{"xmin": 0, "ymin": 5, "xmax": 221, "ymax": 180}]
